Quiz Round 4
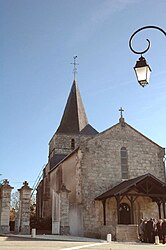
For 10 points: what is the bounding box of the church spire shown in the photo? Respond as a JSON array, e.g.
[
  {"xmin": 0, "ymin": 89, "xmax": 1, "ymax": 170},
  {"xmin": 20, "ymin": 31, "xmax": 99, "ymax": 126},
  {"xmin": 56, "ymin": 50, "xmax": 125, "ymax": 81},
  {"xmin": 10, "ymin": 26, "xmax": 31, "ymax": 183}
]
[{"xmin": 56, "ymin": 80, "xmax": 88, "ymax": 134}]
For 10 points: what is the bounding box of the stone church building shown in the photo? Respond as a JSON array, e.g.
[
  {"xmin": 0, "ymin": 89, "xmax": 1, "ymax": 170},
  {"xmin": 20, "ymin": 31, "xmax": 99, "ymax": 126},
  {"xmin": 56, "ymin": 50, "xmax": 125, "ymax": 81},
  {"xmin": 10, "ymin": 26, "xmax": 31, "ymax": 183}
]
[{"xmin": 36, "ymin": 79, "xmax": 166, "ymax": 240}]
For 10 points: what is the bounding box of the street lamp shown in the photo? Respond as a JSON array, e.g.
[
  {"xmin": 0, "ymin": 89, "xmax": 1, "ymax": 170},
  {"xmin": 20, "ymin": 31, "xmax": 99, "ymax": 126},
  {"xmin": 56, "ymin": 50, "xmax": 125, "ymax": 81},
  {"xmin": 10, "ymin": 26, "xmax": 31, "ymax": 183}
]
[{"xmin": 129, "ymin": 25, "xmax": 166, "ymax": 87}]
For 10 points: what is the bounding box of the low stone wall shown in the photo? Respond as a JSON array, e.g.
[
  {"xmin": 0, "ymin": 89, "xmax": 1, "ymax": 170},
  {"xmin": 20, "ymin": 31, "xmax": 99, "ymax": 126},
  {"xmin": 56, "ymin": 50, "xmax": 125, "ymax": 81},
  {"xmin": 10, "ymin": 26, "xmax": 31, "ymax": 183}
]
[
  {"xmin": 116, "ymin": 224, "xmax": 139, "ymax": 242},
  {"xmin": 84, "ymin": 225, "xmax": 115, "ymax": 240},
  {"xmin": 99, "ymin": 225, "xmax": 115, "ymax": 240}
]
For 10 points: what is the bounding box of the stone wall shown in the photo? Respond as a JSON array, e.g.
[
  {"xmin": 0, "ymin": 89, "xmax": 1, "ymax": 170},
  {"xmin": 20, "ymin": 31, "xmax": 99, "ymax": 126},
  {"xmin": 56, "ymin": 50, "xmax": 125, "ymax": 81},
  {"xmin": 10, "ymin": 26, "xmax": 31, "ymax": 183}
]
[
  {"xmin": 116, "ymin": 225, "xmax": 139, "ymax": 241},
  {"xmin": 49, "ymin": 134, "xmax": 80, "ymax": 156},
  {"xmin": 79, "ymin": 121, "xmax": 165, "ymax": 234},
  {"xmin": 36, "ymin": 119, "xmax": 165, "ymax": 239},
  {"xmin": 60, "ymin": 184, "xmax": 70, "ymax": 234},
  {"xmin": 0, "ymin": 180, "xmax": 13, "ymax": 233},
  {"xmin": 18, "ymin": 181, "xmax": 32, "ymax": 234},
  {"xmin": 50, "ymin": 150, "xmax": 84, "ymax": 235}
]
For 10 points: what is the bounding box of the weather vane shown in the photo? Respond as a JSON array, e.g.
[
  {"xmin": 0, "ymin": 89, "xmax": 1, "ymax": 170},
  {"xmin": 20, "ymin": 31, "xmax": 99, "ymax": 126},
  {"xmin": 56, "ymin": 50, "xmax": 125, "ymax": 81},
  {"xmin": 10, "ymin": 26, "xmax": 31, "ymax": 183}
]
[{"xmin": 71, "ymin": 56, "xmax": 79, "ymax": 80}]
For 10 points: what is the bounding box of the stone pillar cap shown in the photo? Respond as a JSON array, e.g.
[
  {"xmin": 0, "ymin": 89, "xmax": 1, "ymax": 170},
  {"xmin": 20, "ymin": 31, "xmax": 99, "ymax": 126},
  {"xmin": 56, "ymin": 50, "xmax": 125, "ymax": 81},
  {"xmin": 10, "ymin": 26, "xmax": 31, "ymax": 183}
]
[
  {"xmin": 0, "ymin": 179, "xmax": 14, "ymax": 189},
  {"xmin": 18, "ymin": 181, "xmax": 33, "ymax": 191}
]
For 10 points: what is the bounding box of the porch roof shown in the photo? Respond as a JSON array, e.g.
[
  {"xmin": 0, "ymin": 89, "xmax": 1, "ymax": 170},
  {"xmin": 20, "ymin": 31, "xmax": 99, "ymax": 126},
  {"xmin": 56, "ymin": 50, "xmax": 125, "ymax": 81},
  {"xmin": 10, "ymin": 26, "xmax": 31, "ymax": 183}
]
[{"xmin": 95, "ymin": 173, "xmax": 166, "ymax": 201}]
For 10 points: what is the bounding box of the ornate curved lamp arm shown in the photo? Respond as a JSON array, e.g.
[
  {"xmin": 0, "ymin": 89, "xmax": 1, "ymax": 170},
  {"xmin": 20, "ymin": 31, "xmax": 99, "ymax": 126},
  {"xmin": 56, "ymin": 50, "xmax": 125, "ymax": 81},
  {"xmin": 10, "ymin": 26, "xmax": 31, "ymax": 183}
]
[{"xmin": 129, "ymin": 25, "xmax": 166, "ymax": 55}]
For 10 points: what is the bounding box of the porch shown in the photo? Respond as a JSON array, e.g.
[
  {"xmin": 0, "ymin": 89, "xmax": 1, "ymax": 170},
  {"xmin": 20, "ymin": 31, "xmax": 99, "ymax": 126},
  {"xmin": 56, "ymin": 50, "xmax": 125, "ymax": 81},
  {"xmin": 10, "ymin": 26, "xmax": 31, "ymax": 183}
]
[{"xmin": 95, "ymin": 173, "xmax": 166, "ymax": 241}]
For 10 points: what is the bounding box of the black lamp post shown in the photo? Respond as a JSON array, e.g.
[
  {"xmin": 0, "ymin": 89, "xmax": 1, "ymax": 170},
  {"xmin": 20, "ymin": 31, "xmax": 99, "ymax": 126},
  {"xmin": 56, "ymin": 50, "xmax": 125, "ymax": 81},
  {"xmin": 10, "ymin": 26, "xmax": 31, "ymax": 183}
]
[{"xmin": 129, "ymin": 26, "xmax": 166, "ymax": 87}]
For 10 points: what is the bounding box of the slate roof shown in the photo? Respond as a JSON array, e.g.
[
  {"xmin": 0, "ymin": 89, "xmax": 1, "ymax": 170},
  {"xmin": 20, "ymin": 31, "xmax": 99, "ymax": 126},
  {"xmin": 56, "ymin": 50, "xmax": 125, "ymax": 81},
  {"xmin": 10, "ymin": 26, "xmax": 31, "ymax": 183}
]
[
  {"xmin": 95, "ymin": 173, "xmax": 166, "ymax": 200},
  {"xmin": 49, "ymin": 153, "xmax": 67, "ymax": 170},
  {"xmin": 56, "ymin": 80, "xmax": 88, "ymax": 134},
  {"xmin": 80, "ymin": 124, "xmax": 99, "ymax": 135},
  {"xmin": 49, "ymin": 147, "xmax": 79, "ymax": 173}
]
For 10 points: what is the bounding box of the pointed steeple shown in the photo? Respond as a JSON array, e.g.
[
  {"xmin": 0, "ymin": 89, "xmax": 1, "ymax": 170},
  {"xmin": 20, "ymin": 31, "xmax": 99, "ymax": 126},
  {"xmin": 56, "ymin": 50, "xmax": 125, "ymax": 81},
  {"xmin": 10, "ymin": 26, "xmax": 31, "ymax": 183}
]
[{"xmin": 56, "ymin": 80, "xmax": 88, "ymax": 134}]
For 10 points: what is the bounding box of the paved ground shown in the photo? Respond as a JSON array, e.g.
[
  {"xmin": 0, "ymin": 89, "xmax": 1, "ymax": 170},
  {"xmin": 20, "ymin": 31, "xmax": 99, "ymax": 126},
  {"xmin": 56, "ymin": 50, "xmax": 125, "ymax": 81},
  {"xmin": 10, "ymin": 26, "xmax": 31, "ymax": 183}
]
[{"xmin": 1, "ymin": 235, "xmax": 166, "ymax": 250}]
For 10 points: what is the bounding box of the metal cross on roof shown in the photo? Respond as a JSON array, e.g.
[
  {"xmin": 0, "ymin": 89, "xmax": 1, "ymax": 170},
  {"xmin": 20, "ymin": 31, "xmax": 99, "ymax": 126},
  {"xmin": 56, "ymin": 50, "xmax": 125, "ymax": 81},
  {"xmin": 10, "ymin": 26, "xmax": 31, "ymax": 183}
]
[
  {"xmin": 119, "ymin": 107, "xmax": 124, "ymax": 118},
  {"xmin": 71, "ymin": 56, "xmax": 79, "ymax": 80}
]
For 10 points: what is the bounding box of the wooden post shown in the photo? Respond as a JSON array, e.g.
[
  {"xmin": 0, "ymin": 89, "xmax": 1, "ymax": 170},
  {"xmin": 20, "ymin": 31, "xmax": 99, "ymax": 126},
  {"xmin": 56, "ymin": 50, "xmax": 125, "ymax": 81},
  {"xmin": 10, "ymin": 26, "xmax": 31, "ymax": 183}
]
[
  {"xmin": 163, "ymin": 201, "xmax": 166, "ymax": 219},
  {"xmin": 102, "ymin": 200, "xmax": 106, "ymax": 225},
  {"xmin": 115, "ymin": 196, "xmax": 120, "ymax": 224},
  {"xmin": 130, "ymin": 196, "xmax": 134, "ymax": 224},
  {"xmin": 157, "ymin": 201, "xmax": 161, "ymax": 219}
]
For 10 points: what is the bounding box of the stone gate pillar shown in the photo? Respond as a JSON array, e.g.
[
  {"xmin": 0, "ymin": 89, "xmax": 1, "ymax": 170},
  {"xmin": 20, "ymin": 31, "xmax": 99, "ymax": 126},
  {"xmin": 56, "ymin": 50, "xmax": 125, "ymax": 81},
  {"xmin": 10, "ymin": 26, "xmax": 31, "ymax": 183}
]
[
  {"xmin": 18, "ymin": 181, "xmax": 32, "ymax": 234},
  {"xmin": 60, "ymin": 184, "xmax": 70, "ymax": 235},
  {"xmin": 0, "ymin": 179, "xmax": 13, "ymax": 233}
]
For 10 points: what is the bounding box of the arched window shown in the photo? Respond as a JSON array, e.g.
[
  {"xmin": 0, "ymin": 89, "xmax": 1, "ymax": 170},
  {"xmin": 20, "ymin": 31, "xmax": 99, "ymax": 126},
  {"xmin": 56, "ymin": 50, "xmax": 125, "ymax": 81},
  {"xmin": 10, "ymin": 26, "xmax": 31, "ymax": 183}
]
[
  {"xmin": 71, "ymin": 139, "xmax": 75, "ymax": 150},
  {"xmin": 121, "ymin": 147, "xmax": 128, "ymax": 179},
  {"xmin": 119, "ymin": 203, "xmax": 131, "ymax": 224}
]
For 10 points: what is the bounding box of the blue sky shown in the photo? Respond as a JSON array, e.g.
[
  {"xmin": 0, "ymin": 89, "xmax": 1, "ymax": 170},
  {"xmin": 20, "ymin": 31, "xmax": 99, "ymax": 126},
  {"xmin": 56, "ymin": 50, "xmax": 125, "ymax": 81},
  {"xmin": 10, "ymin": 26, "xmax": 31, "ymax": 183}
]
[{"xmin": 1, "ymin": 0, "xmax": 166, "ymax": 191}]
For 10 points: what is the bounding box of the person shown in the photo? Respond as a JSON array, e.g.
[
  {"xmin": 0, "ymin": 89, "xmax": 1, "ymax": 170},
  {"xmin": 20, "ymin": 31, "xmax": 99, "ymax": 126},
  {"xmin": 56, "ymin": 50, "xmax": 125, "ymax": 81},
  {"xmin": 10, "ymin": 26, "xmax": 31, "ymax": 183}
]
[
  {"xmin": 138, "ymin": 219, "xmax": 144, "ymax": 242},
  {"xmin": 142, "ymin": 218, "xmax": 148, "ymax": 243},
  {"xmin": 156, "ymin": 219, "xmax": 163, "ymax": 242},
  {"xmin": 162, "ymin": 218, "xmax": 166, "ymax": 244},
  {"xmin": 146, "ymin": 218, "xmax": 154, "ymax": 243},
  {"xmin": 152, "ymin": 218, "xmax": 157, "ymax": 243}
]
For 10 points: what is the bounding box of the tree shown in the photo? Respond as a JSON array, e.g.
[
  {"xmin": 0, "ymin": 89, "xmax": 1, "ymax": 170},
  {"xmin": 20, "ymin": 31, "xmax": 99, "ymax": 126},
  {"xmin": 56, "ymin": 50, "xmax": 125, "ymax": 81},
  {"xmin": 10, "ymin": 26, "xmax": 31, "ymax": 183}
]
[{"xmin": 11, "ymin": 191, "xmax": 20, "ymax": 211}]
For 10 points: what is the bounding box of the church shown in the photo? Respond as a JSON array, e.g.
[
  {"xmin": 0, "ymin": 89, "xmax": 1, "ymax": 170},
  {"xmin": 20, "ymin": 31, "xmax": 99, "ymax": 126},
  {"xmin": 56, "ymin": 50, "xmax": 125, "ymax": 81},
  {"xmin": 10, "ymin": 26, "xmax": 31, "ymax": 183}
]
[{"xmin": 36, "ymin": 76, "xmax": 166, "ymax": 241}]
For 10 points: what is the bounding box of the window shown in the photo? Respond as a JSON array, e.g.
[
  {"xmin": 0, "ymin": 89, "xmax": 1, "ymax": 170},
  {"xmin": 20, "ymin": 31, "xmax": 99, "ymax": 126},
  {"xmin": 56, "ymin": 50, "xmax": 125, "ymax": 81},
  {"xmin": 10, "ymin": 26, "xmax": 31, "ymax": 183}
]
[
  {"xmin": 71, "ymin": 139, "xmax": 75, "ymax": 150},
  {"xmin": 121, "ymin": 147, "xmax": 128, "ymax": 179}
]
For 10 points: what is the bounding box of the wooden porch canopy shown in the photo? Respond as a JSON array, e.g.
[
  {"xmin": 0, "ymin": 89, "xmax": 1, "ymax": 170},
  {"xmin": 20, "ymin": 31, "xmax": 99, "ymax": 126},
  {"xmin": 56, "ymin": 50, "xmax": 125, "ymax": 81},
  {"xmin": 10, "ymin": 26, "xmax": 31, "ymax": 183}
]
[{"xmin": 95, "ymin": 173, "xmax": 166, "ymax": 224}]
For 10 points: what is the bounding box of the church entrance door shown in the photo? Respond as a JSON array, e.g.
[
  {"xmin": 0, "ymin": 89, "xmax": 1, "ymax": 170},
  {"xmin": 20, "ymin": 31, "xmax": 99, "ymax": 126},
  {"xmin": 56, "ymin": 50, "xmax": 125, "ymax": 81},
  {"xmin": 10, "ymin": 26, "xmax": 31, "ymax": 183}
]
[{"xmin": 119, "ymin": 203, "xmax": 131, "ymax": 224}]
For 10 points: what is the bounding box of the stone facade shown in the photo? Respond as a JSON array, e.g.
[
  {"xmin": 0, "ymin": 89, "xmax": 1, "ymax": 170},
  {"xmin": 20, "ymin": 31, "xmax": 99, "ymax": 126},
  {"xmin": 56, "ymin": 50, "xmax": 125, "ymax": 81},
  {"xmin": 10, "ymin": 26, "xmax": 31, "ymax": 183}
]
[
  {"xmin": 36, "ymin": 80, "xmax": 165, "ymax": 240},
  {"xmin": 78, "ymin": 121, "xmax": 165, "ymax": 238},
  {"xmin": 59, "ymin": 184, "xmax": 70, "ymax": 234},
  {"xmin": 36, "ymin": 119, "xmax": 165, "ymax": 239}
]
